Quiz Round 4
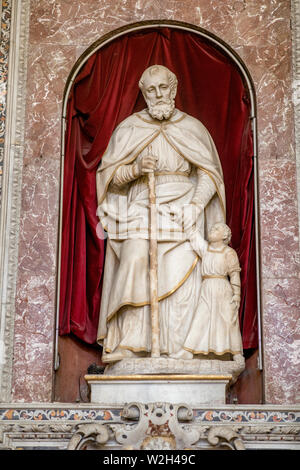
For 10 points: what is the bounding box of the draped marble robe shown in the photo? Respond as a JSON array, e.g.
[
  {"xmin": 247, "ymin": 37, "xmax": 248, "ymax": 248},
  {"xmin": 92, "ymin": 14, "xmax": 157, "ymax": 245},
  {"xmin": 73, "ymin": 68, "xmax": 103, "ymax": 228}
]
[
  {"xmin": 96, "ymin": 108, "xmax": 226, "ymax": 362},
  {"xmin": 183, "ymin": 231, "xmax": 243, "ymax": 357}
]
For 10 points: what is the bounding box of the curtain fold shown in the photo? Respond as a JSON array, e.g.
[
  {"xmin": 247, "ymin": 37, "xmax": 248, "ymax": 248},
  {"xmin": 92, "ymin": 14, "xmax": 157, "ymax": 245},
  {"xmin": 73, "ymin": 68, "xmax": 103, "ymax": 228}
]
[{"xmin": 59, "ymin": 27, "xmax": 258, "ymax": 349}]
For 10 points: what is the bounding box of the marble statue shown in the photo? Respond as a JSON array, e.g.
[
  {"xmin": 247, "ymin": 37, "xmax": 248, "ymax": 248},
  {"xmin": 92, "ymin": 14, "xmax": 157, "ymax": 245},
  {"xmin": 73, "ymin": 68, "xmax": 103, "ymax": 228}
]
[
  {"xmin": 171, "ymin": 217, "xmax": 243, "ymax": 362},
  {"xmin": 96, "ymin": 64, "xmax": 228, "ymax": 364}
]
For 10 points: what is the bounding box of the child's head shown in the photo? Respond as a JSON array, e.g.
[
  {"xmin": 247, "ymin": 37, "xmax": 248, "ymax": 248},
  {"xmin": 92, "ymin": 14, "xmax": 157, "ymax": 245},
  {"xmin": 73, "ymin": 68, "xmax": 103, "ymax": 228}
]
[{"xmin": 208, "ymin": 222, "xmax": 232, "ymax": 244}]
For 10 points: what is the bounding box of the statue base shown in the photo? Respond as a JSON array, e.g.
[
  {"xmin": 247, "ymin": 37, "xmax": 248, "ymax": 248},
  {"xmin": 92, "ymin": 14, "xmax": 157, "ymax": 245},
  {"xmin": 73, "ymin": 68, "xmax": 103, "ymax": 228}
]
[
  {"xmin": 103, "ymin": 356, "xmax": 245, "ymax": 383},
  {"xmin": 85, "ymin": 357, "xmax": 245, "ymax": 407},
  {"xmin": 84, "ymin": 373, "xmax": 233, "ymax": 407}
]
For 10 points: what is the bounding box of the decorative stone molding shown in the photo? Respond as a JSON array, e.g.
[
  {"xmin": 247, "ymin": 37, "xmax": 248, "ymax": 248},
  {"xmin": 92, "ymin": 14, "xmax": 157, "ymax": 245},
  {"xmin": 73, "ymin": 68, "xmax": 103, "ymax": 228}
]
[
  {"xmin": 68, "ymin": 423, "xmax": 111, "ymax": 450},
  {"xmin": 0, "ymin": 0, "xmax": 12, "ymax": 202},
  {"xmin": 111, "ymin": 402, "xmax": 199, "ymax": 450},
  {"xmin": 0, "ymin": 403, "xmax": 299, "ymax": 450},
  {"xmin": 66, "ymin": 402, "xmax": 247, "ymax": 450},
  {"xmin": 0, "ymin": 0, "xmax": 31, "ymax": 402},
  {"xmin": 207, "ymin": 426, "xmax": 245, "ymax": 450}
]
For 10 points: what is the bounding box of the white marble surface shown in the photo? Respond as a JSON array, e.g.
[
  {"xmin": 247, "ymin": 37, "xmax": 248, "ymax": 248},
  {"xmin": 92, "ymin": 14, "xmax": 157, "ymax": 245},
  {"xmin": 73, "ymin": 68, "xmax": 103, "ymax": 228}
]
[{"xmin": 86, "ymin": 375, "xmax": 232, "ymax": 407}]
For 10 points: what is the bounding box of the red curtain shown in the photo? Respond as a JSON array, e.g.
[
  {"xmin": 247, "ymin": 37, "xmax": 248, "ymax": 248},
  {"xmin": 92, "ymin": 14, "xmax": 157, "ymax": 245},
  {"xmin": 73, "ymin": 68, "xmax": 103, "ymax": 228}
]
[{"xmin": 59, "ymin": 27, "xmax": 258, "ymax": 349}]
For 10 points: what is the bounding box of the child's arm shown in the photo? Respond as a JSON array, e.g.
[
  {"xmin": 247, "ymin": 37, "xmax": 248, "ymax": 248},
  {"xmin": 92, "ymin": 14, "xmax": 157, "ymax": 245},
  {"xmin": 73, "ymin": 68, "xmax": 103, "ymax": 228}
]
[
  {"xmin": 173, "ymin": 206, "xmax": 208, "ymax": 257},
  {"xmin": 229, "ymin": 270, "xmax": 241, "ymax": 311},
  {"xmin": 226, "ymin": 249, "xmax": 241, "ymax": 311}
]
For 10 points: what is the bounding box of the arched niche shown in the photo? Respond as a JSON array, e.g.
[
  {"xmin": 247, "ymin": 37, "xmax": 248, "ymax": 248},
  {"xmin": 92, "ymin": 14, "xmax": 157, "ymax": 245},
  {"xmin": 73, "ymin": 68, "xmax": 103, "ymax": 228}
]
[{"xmin": 54, "ymin": 20, "xmax": 262, "ymax": 403}]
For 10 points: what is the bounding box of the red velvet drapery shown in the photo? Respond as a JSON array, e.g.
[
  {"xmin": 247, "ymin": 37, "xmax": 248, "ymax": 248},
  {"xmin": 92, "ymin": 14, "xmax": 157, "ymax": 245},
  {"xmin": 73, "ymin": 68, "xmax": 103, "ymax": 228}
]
[{"xmin": 59, "ymin": 27, "xmax": 258, "ymax": 349}]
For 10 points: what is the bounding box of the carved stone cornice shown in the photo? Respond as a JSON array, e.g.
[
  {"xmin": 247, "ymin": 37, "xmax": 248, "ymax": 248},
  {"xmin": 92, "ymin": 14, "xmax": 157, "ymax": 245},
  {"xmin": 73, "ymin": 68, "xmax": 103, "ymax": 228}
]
[
  {"xmin": 0, "ymin": 0, "xmax": 31, "ymax": 402},
  {"xmin": 0, "ymin": 403, "xmax": 299, "ymax": 450}
]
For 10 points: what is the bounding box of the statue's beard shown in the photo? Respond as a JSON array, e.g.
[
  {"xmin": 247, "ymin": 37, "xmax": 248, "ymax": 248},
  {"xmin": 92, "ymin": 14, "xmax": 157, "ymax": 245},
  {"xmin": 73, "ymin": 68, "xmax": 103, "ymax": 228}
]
[{"xmin": 146, "ymin": 97, "xmax": 175, "ymax": 121}]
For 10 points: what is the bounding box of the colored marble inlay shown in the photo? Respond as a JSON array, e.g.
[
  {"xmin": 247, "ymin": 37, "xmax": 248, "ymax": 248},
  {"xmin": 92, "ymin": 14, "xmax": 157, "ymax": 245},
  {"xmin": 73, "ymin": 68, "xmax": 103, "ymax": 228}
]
[
  {"xmin": 0, "ymin": 407, "xmax": 122, "ymax": 422},
  {"xmin": 194, "ymin": 409, "xmax": 300, "ymax": 424},
  {"xmin": 0, "ymin": 406, "xmax": 299, "ymax": 424}
]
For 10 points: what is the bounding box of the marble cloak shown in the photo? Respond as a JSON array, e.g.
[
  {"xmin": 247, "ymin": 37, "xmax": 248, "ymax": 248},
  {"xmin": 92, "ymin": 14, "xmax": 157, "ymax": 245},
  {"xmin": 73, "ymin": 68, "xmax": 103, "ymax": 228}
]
[{"xmin": 96, "ymin": 109, "xmax": 226, "ymax": 346}]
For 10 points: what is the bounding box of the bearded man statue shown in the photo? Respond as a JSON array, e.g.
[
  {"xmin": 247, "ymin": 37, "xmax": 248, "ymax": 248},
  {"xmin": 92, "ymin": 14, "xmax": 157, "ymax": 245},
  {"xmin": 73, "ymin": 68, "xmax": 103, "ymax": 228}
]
[{"xmin": 96, "ymin": 65, "xmax": 226, "ymax": 363}]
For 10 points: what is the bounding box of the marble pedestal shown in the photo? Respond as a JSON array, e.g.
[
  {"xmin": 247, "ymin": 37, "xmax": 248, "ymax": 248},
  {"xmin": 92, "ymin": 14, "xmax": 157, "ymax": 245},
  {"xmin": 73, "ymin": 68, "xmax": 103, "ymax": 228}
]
[
  {"xmin": 85, "ymin": 374, "xmax": 232, "ymax": 407},
  {"xmin": 85, "ymin": 357, "xmax": 244, "ymax": 406}
]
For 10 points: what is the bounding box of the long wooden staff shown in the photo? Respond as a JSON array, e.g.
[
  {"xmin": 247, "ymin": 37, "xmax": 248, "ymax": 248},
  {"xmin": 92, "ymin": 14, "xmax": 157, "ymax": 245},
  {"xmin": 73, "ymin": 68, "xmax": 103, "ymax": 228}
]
[{"xmin": 148, "ymin": 147, "xmax": 160, "ymax": 358}]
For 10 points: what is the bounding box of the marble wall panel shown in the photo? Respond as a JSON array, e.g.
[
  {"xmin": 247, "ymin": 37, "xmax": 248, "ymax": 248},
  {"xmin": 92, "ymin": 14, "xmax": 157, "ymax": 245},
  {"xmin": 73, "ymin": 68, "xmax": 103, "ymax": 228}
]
[
  {"xmin": 9, "ymin": 0, "xmax": 299, "ymax": 403},
  {"xmin": 235, "ymin": 44, "xmax": 295, "ymax": 163},
  {"xmin": 12, "ymin": 157, "xmax": 60, "ymax": 402},
  {"xmin": 258, "ymin": 157, "xmax": 300, "ymax": 404},
  {"xmin": 24, "ymin": 43, "xmax": 77, "ymax": 164},
  {"xmin": 28, "ymin": 0, "xmax": 290, "ymax": 49},
  {"xmin": 28, "ymin": 0, "xmax": 162, "ymax": 47},
  {"xmin": 262, "ymin": 277, "xmax": 300, "ymax": 404},
  {"xmin": 11, "ymin": 39, "xmax": 77, "ymax": 401},
  {"xmin": 259, "ymin": 158, "xmax": 299, "ymax": 279},
  {"xmin": 164, "ymin": 0, "xmax": 290, "ymax": 50}
]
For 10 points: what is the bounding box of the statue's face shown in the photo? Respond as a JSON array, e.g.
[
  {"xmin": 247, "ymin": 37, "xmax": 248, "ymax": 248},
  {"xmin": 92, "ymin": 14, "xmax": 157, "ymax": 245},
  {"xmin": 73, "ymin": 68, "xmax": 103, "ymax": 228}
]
[
  {"xmin": 208, "ymin": 223, "xmax": 227, "ymax": 243},
  {"xmin": 142, "ymin": 68, "xmax": 175, "ymax": 120},
  {"xmin": 143, "ymin": 69, "xmax": 173, "ymax": 107}
]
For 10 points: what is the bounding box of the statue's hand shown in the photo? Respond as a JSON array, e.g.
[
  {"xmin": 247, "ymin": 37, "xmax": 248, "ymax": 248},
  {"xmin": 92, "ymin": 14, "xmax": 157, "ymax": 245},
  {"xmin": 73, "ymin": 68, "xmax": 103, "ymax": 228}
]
[
  {"xmin": 168, "ymin": 203, "xmax": 181, "ymax": 222},
  {"xmin": 182, "ymin": 204, "xmax": 201, "ymax": 233},
  {"xmin": 170, "ymin": 204, "xmax": 201, "ymax": 236},
  {"xmin": 137, "ymin": 154, "xmax": 158, "ymax": 175},
  {"xmin": 231, "ymin": 294, "xmax": 240, "ymax": 312}
]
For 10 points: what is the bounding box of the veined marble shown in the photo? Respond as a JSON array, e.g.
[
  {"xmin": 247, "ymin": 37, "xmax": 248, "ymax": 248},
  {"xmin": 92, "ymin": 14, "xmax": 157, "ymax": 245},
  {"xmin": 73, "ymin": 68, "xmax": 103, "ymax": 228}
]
[{"xmin": 0, "ymin": 0, "xmax": 296, "ymax": 405}]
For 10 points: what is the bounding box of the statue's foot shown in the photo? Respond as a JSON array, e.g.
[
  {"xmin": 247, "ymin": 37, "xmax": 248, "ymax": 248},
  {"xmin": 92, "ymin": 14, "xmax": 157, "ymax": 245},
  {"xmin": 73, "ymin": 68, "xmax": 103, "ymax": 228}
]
[
  {"xmin": 233, "ymin": 354, "xmax": 244, "ymax": 364},
  {"xmin": 170, "ymin": 349, "xmax": 193, "ymax": 360},
  {"xmin": 102, "ymin": 348, "xmax": 136, "ymax": 363}
]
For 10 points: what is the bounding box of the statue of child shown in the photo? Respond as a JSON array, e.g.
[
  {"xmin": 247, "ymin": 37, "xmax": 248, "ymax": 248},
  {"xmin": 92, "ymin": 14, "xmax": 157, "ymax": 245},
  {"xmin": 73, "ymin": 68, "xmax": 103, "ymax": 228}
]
[{"xmin": 171, "ymin": 211, "xmax": 244, "ymax": 362}]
